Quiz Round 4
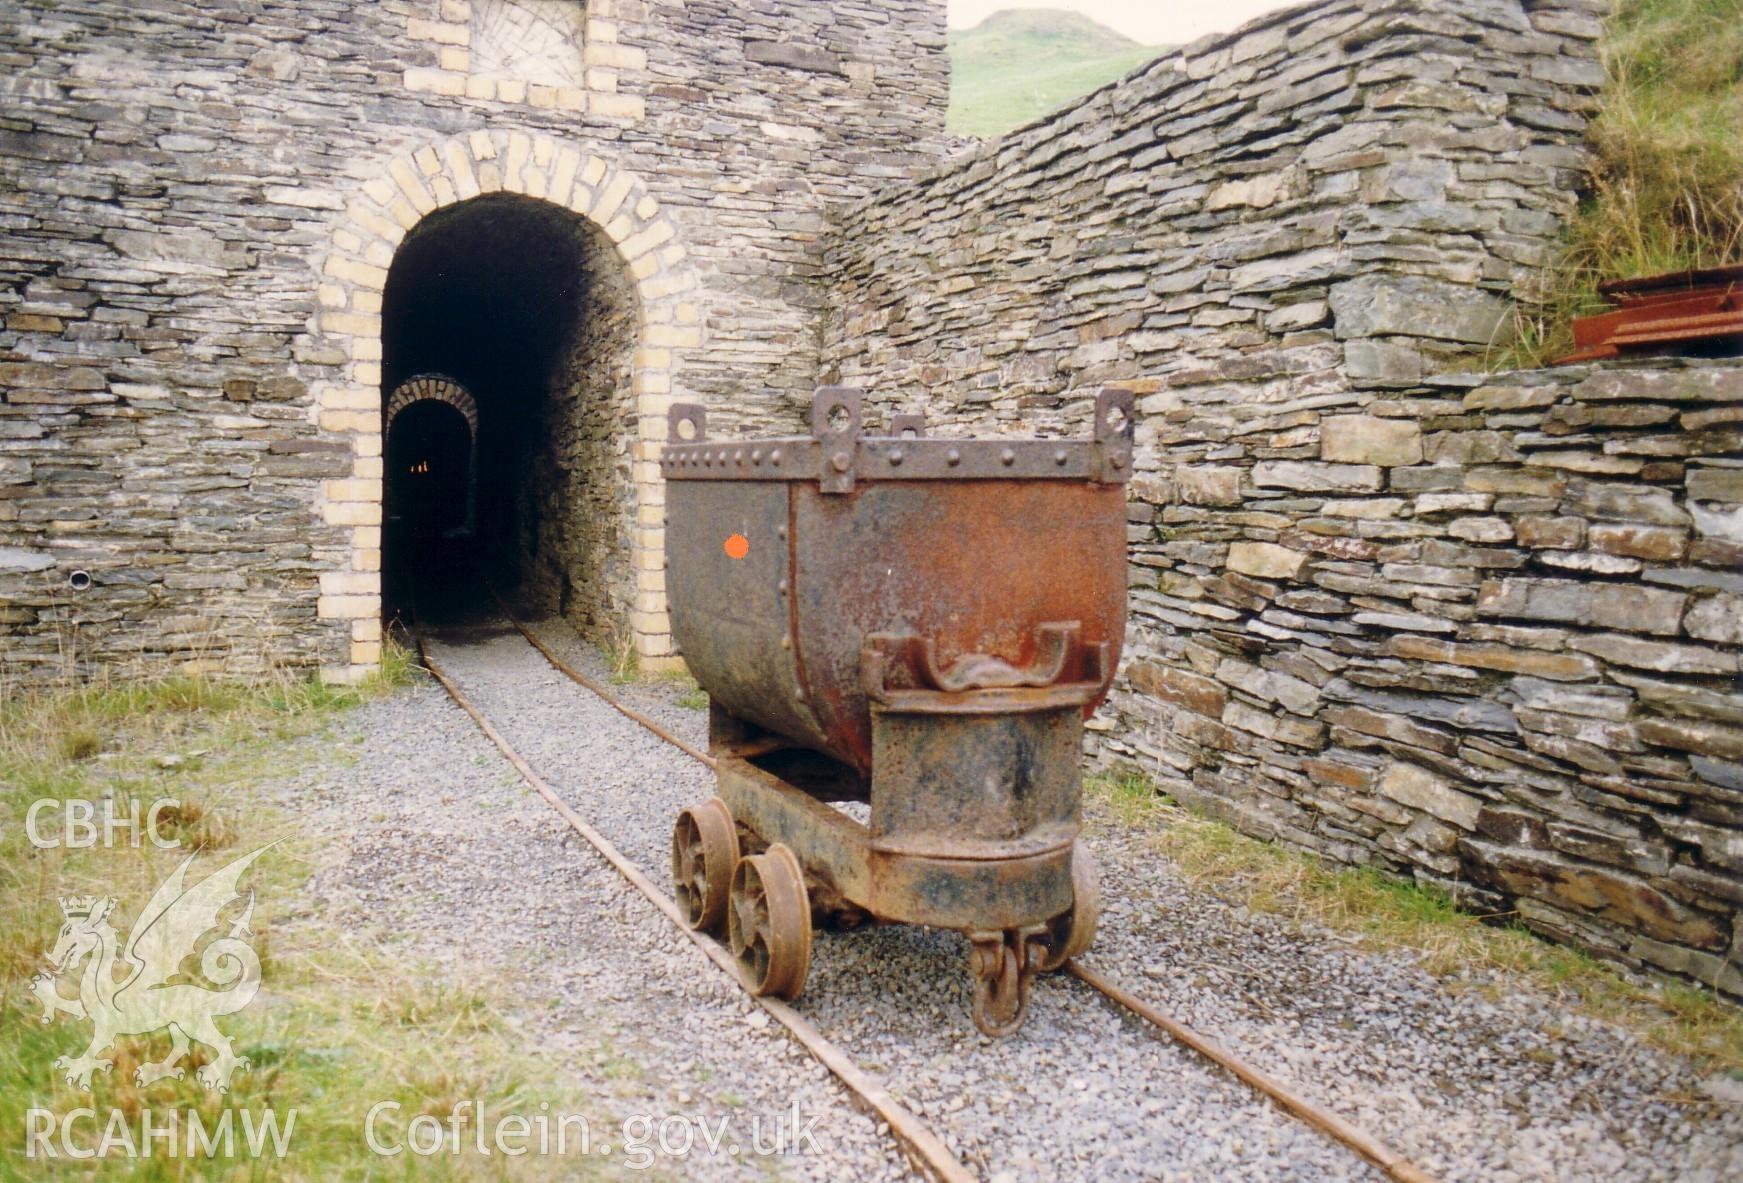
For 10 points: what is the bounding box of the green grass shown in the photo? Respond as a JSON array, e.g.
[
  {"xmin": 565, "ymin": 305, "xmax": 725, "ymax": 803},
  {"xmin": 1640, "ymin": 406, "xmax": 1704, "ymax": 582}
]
[
  {"xmin": 671, "ymin": 674, "xmax": 709, "ymax": 712},
  {"xmin": 1504, "ymin": 0, "xmax": 1743, "ymax": 366},
  {"xmin": 948, "ymin": 9, "xmax": 1166, "ymax": 137},
  {"xmin": 601, "ymin": 639, "xmax": 640, "ymax": 685},
  {"xmin": 0, "ymin": 647, "xmax": 611, "ymax": 1179},
  {"xmin": 1085, "ymin": 769, "xmax": 1743, "ymax": 1073}
]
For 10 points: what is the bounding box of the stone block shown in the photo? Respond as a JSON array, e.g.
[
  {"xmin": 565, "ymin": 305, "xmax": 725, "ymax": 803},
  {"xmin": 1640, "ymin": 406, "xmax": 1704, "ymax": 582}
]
[
  {"xmin": 1448, "ymin": 516, "xmax": 1512, "ymax": 543},
  {"xmin": 1461, "ymin": 838, "xmax": 1728, "ymax": 951},
  {"xmin": 1692, "ymin": 503, "xmax": 1743, "ymax": 545},
  {"xmin": 1319, "ymin": 415, "xmax": 1423, "ymax": 466},
  {"xmin": 1588, "ymin": 523, "xmax": 1687, "ymax": 562},
  {"xmin": 323, "ymin": 478, "xmax": 381, "ymax": 503},
  {"xmin": 317, "ymin": 594, "xmax": 378, "ymax": 620},
  {"xmin": 0, "ymin": 547, "xmax": 55, "ymax": 573},
  {"xmin": 1424, "ymin": 429, "xmax": 1522, "ymax": 465},
  {"xmin": 1223, "ymin": 700, "xmax": 1325, "ymax": 748},
  {"xmin": 1127, "ymin": 660, "xmax": 1226, "ymax": 717},
  {"xmin": 1329, "ymin": 274, "xmax": 1510, "ymax": 345},
  {"xmin": 1251, "ymin": 460, "xmax": 1383, "ymax": 493},
  {"xmin": 1566, "ymin": 481, "xmax": 1691, "ymax": 526},
  {"xmin": 1574, "ymin": 367, "xmax": 1743, "ymax": 403},
  {"xmin": 1611, "ymin": 671, "xmax": 1743, "ymax": 728},
  {"xmin": 1568, "ymin": 632, "xmax": 1738, "ymax": 675},
  {"xmin": 1464, "ymin": 384, "xmax": 1561, "ymax": 411},
  {"xmin": 1638, "ymin": 717, "xmax": 1743, "ymax": 762},
  {"xmin": 1688, "ymin": 467, "xmax": 1743, "ymax": 503},
  {"xmin": 1303, "ymin": 751, "xmax": 1381, "ymax": 794},
  {"xmin": 1685, "ymin": 592, "xmax": 1743, "ymax": 644},
  {"xmin": 1476, "ymin": 806, "xmax": 1549, "ymax": 848},
  {"xmin": 1344, "ymin": 338, "xmax": 1424, "ymax": 387},
  {"xmin": 1378, "ymin": 761, "xmax": 1481, "ymax": 830},
  {"xmin": 322, "ymin": 500, "xmax": 382, "ymax": 527},
  {"xmin": 1514, "ymin": 515, "xmax": 1584, "ymax": 549},
  {"xmin": 320, "ymin": 570, "xmax": 379, "ymax": 596},
  {"xmin": 1176, "ymin": 466, "xmax": 1240, "ymax": 505},
  {"xmin": 744, "ymin": 40, "xmax": 843, "ymax": 75},
  {"xmin": 588, "ymin": 92, "xmax": 646, "ymax": 120},
  {"xmin": 1227, "ymin": 541, "xmax": 1308, "ymax": 580},
  {"xmin": 1384, "ymin": 635, "xmax": 1599, "ymax": 681},
  {"xmin": 1475, "ymin": 578, "xmax": 1686, "ymax": 635},
  {"xmin": 406, "ymin": 17, "xmax": 468, "ymax": 45},
  {"xmin": 1628, "ymin": 933, "xmax": 1743, "ymax": 997},
  {"xmin": 1350, "ymin": 607, "xmax": 1452, "ymax": 633}
]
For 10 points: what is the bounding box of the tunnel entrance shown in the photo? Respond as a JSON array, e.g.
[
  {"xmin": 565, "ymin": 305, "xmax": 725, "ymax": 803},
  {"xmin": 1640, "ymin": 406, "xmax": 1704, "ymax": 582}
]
[
  {"xmin": 386, "ymin": 388, "xmax": 473, "ymax": 539},
  {"xmin": 381, "ymin": 192, "xmax": 640, "ymax": 636}
]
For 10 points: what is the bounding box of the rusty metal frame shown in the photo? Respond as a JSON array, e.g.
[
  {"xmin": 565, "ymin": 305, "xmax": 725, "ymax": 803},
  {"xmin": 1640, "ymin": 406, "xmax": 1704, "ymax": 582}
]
[
  {"xmin": 1556, "ymin": 264, "xmax": 1743, "ymax": 364},
  {"xmin": 660, "ymin": 385, "xmax": 1138, "ymax": 486},
  {"xmin": 714, "ymin": 753, "xmax": 1075, "ymax": 932}
]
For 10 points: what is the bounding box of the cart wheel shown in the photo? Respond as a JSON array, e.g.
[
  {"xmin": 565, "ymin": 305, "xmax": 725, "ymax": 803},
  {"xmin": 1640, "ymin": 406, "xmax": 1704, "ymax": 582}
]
[
  {"xmin": 1036, "ymin": 841, "xmax": 1101, "ymax": 972},
  {"xmin": 728, "ymin": 843, "xmax": 812, "ymax": 1000},
  {"xmin": 672, "ymin": 798, "xmax": 739, "ymax": 934}
]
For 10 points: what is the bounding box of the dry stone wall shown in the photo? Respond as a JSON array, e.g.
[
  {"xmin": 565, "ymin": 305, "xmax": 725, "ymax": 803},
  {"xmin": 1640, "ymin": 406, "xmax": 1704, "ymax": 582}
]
[
  {"xmin": 0, "ymin": 0, "xmax": 949, "ymax": 682},
  {"xmin": 520, "ymin": 216, "xmax": 642, "ymax": 641},
  {"xmin": 823, "ymin": 0, "xmax": 1607, "ymax": 436},
  {"xmin": 821, "ymin": 0, "xmax": 1743, "ymax": 992},
  {"xmin": 1102, "ymin": 358, "xmax": 1743, "ymax": 998}
]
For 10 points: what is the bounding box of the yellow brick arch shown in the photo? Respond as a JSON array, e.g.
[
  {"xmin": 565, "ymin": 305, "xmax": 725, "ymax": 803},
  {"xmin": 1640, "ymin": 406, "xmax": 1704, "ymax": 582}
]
[
  {"xmin": 385, "ymin": 374, "xmax": 480, "ymax": 436},
  {"xmin": 310, "ymin": 131, "xmax": 701, "ymax": 682}
]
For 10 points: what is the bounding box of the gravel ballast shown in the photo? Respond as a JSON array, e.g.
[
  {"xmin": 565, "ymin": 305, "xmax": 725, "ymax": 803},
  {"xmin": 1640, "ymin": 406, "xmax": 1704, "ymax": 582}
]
[
  {"xmin": 382, "ymin": 614, "xmax": 1743, "ymax": 1182},
  {"xmin": 269, "ymin": 642, "xmax": 912, "ymax": 1182}
]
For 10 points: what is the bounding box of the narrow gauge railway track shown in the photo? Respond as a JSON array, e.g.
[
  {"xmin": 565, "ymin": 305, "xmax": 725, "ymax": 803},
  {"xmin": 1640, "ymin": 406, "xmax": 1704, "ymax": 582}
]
[
  {"xmin": 410, "ymin": 628, "xmax": 974, "ymax": 1183},
  {"xmin": 411, "ymin": 597, "xmax": 1439, "ymax": 1183}
]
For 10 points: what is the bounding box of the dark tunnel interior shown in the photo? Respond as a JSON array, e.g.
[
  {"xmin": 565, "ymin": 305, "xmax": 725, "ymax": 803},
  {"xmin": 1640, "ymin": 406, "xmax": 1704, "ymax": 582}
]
[
  {"xmin": 384, "ymin": 398, "xmax": 472, "ymax": 538},
  {"xmin": 380, "ymin": 193, "xmax": 634, "ymax": 628}
]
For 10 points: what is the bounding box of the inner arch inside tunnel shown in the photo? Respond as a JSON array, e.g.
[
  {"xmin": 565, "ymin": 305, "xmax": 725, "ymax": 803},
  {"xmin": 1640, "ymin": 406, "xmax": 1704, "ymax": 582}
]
[{"xmin": 381, "ymin": 192, "xmax": 641, "ymax": 640}]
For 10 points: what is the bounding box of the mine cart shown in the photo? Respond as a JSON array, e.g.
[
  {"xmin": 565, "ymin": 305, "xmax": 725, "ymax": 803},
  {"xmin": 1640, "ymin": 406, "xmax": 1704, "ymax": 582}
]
[{"xmin": 661, "ymin": 386, "xmax": 1132, "ymax": 1035}]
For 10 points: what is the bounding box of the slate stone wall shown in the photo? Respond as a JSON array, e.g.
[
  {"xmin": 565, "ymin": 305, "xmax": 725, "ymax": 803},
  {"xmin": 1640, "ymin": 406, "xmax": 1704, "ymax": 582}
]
[
  {"xmin": 823, "ymin": 0, "xmax": 1607, "ymax": 439},
  {"xmin": 821, "ymin": 0, "xmax": 1743, "ymax": 992},
  {"xmin": 520, "ymin": 213, "xmax": 642, "ymax": 643},
  {"xmin": 1102, "ymin": 359, "xmax": 1743, "ymax": 998},
  {"xmin": 0, "ymin": 0, "xmax": 950, "ymax": 681}
]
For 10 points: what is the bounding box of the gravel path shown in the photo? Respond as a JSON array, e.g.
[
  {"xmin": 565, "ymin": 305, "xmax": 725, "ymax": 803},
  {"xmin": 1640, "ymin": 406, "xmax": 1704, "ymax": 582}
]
[
  {"xmin": 421, "ymin": 620, "xmax": 1373, "ymax": 1182},
  {"xmin": 264, "ymin": 637, "xmax": 913, "ymax": 1182},
  {"xmin": 479, "ymin": 611, "xmax": 1739, "ymax": 1183},
  {"xmin": 273, "ymin": 608, "xmax": 1742, "ymax": 1181}
]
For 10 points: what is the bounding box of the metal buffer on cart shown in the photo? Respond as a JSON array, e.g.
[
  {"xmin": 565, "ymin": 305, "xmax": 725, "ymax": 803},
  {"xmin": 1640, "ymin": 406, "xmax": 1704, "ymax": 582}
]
[{"xmin": 661, "ymin": 386, "xmax": 1133, "ymax": 1035}]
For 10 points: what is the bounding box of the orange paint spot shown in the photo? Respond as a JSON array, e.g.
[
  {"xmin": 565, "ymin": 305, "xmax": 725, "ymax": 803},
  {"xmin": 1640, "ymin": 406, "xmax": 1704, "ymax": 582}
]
[{"xmin": 724, "ymin": 533, "xmax": 750, "ymax": 560}]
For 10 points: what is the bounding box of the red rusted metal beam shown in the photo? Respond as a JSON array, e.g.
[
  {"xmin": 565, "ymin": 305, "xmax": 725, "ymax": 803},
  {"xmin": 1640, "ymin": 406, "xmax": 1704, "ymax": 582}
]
[{"xmin": 1555, "ymin": 263, "xmax": 1743, "ymax": 365}]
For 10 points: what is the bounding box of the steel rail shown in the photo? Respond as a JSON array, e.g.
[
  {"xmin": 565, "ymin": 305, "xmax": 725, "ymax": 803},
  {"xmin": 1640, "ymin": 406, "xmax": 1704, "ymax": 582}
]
[
  {"xmin": 486, "ymin": 601, "xmax": 1444, "ymax": 1183},
  {"xmin": 410, "ymin": 629, "xmax": 974, "ymax": 1183},
  {"xmin": 1068, "ymin": 962, "xmax": 1438, "ymax": 1183}
]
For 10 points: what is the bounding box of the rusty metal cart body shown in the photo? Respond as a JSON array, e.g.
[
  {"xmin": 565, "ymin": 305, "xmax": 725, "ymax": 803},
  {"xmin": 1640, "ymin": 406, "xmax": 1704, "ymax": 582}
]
[{"xmin": 662, "ymin": 387, "xmax": 1132, "ymax": 1034}]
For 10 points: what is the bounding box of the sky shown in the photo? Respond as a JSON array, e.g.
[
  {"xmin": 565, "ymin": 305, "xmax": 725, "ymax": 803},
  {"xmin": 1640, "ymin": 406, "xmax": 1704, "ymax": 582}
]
[{"xmin": 947, "ymin": 0, "xmax": 1300, "ymax": 46}]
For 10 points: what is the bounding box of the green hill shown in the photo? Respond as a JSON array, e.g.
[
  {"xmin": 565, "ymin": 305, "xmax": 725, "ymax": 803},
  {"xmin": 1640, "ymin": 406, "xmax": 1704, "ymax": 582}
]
[{"xmin": 947, "ymin": 9, "xmax": 1167, "ymax": 138}]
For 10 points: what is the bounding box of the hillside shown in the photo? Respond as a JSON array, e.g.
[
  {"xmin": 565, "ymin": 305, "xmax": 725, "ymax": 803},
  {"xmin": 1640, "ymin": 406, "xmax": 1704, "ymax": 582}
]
[{"xmin": 947, "ymin": 9, "xmax": 1166, "ymax": 138}]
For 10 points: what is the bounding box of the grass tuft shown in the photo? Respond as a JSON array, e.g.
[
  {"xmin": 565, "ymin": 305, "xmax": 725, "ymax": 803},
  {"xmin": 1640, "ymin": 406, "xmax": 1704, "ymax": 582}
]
[
  {"xmin": 603, "ymin": 639, "xmax": 641, "ymax": 685},
  {"xmin": 1086, "ymin": 769, "xmax": 1743, "ymax": 1072},
  {"xmin": 1503, "ymin": 0, "xmax": 1743, "ymax": 366}
]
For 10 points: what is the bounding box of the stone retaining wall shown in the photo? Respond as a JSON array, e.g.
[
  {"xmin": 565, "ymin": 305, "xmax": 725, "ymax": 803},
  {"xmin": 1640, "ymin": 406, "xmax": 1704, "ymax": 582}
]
[
  {"xmin": 820, "ymin": 0, "xmax": 1743, "ymax": 992},
  {"xmin": 823, "ymin": 0, "xmax": 1606, "ymax": 432},
  {"xmin": 1102, "ymin": 358, "xmax": 1742, "ymax": 997}
]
